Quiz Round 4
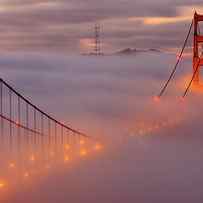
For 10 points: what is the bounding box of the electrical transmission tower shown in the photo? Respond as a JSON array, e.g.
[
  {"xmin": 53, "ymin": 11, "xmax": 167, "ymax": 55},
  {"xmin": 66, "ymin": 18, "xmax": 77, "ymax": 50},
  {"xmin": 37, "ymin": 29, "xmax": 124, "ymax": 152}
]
[{"xmin": 94, "ymin": 23, "xmax": 102, "ymax": 55}]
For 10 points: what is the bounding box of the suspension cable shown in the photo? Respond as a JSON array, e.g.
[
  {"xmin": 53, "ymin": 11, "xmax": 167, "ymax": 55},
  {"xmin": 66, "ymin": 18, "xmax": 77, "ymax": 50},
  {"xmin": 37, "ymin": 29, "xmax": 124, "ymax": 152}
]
[
  {"xmin": 0, "ymin": 78, "xmax": 90, "ymax": 139},
  {"xmin": 157, "ymin": 19, "xmax": 194, "ymax": 98},
  {"xmin": 182, "ymin": 58, "xmax": 201, "ymax": 98}
]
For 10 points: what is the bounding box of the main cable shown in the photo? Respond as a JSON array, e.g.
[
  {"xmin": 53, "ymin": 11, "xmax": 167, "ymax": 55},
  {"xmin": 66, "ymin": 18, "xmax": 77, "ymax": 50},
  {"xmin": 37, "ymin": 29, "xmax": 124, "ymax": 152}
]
[
  {"xmin": 182, "ymin": 58, "xmax": 201, "ymax": 98},
  {"xmin": 157, "ymin": 19, "xmax": 194, "ymax": 98}
]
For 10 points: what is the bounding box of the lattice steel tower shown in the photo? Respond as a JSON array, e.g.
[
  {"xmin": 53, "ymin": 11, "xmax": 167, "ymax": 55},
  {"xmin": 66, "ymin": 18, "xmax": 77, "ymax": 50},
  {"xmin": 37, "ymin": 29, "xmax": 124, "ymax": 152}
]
[{"xmin": 94, "ymin": 23, "xmax": 101, "ymax": 55}]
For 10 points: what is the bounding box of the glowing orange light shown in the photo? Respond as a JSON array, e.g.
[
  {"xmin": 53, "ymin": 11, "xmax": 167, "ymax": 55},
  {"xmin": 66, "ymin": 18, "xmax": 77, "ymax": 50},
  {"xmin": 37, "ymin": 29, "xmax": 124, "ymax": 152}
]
[
  {"xmin": 94, "ymin": 143, "xmax": 103, "ymax": 151},
  {"xmin": 191, "ymin": 83, "xmax": 203, "ymax": 92},
  {"xmin": 65, "ymin": 144, "xmax": 70, "ymax": 150},
  {"xmin": 153, "ymin": 96, "xmax": 160, "ymax": 103},
  {"xmin": 64, "ymin": 155, "xmax": 70, "ymax": 163},
  {"xmin": 80, "ymin": 38, "xmax": 95, "ymax": 49},
  {"xmin": 141, "ymin": 16, "xmax": 191, "ymax": 25},
  {"xmin": 9, "ymin": 162, "xmax": 15, "ymax": 168},
  {"xmin": 24, "ymin": 172, "xmax": 29, "ymax": 178},
  {"xmin": 80, "ymin": 140, "xmax": 85, "ymax": 145},
  {"xmin": 80, "ymin": 149, "xmax": 87, "ymax": 157},
  {"xmin": 0, "ymin": 181, "xmax": 6, "ymax": 189},
  {"xmin": 29, "ymin": 154, "xmax": 36, "ymax": 162}
]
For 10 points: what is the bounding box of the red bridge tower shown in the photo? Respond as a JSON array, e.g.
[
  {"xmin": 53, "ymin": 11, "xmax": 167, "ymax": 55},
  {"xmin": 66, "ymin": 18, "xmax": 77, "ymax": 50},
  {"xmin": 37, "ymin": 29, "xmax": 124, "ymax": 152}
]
[{"xmin": 193, "ymin": 12, "xmax": 203, "ymax": 84}]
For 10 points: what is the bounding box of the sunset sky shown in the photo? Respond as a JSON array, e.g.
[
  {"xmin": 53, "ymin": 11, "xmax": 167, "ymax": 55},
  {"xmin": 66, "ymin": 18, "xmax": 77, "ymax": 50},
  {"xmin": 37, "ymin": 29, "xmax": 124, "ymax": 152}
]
[
  {"xmin": 2, "ymin": 1, "xmax": 203, "ymax": 203},
  {"xmin": 0, "ymin": 0, "xmax": 203, "ymax": 53}
]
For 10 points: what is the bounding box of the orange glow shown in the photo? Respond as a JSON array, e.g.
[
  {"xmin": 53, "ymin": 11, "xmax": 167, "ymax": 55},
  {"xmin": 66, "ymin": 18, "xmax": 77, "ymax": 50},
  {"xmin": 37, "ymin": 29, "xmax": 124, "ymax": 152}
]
[
  {"xmin": 128, "ymin": 15, "xmax": 191, "ymax": 25},
  {"xmin": 178, "ymin": 74, "xmax": 203, "ymax": 93},
  {"xmin": 29, "ymin": 154, "xmax": 36, "ymax": 162},
  {"xmin": 65, "ymin": 144, "xmax": 71, "ymax": 150},
  {"xmin": 0, "ymin": 181, "xmax": 6, "ymax": 189},
  {"xmin": 94, "ymin": 143, "xmax": 103, "ymax": 151},
  {"xmin": 79, "ymin": 139, "xmax": 85, "ymax": 145},
  {"xmin": 192, "ymin": 83, "xmax": 203, "ymax": 93},
  {"xmin": 24, "ymin": 172, "xmax": 29, "ymax": 178},
  {"xmin": 9, "ymin": 162, "xmax": 16, "ymax": 168},
  {"xmin": 80, "ymin": 38, "xmax": 94, "ymax": 50},
  {"xmin": 153, "ymin": 96, "xmax": 160, "ymax": 103},
  {"xmin": 80, "ymin": 149, "xmax": 87, "ymax": 157},
  {"xmin": 143, "ymin": 16, "xmax": 191, "ymax": 25},
  {"xmin": 131, "ymin": 116, "xmax": 185, "ymax": 138},
  {"xmin": 64, "ymin": 155, "xmax": 70, "ymax": 163}
]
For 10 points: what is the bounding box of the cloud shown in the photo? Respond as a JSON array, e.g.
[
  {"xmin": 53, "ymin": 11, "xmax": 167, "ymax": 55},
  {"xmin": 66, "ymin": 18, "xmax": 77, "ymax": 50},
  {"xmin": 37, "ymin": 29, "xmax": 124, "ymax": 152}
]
[
  {"xmin": 0, "ymin": 1, "xmax": 201, "ymax": 52},
  {"xmin": 2, "ymin": 52, "xmax": 203, "ymax": 203}
]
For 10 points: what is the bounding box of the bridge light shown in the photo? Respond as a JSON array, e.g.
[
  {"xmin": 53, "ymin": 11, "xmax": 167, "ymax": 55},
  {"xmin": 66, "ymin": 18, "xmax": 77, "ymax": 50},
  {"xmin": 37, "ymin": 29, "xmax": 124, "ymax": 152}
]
[
  {"xmin": 153, "ymin": 96, "xmax": 160, "ymax": 103},
  {"xmin": 80, "ymin": 139, "xmax": 85, "ymax": 145},
  {"xmin": 80, "ymin": 149, "xmax": 87, "ymax": 157},
  {"xmin": 64, "ymin": 155, "xmax": 70, "ymax": 163},
  {"xmin": 65, "ymin": 144, "xmax": 70, "ymax": 150},
  {"xmin": 9, "ymin": 162, "xmax": 15, "ymax": 168},
  {"xmin": 24, "ymin": 172, "xmax": 29, "ymax": 178},
  {"xmin": 29, "ymin": 154, "xmax": 35, "ymax": 162},
  {"xmin": 94, "ymin": 143, "xmax": 103, "ymax": 151},
  {"xmin": 0, "ymin": 181, "xmax": 6, "ymax": 189}
]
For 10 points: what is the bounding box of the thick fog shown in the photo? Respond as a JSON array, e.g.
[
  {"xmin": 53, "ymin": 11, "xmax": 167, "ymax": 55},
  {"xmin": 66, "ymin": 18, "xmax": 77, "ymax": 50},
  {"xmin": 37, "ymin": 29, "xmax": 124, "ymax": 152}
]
[{"xmin": 1, "ymin": 52, "xmax": 203, "ymax": 202}]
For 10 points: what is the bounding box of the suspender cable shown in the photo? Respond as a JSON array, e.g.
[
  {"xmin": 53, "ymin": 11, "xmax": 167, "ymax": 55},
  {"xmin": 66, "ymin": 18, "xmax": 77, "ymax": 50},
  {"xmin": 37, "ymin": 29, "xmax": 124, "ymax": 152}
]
[
  {"xmin": 157, "ymin": 19, "xmax": 193, "ymax": 98},
  {"xmin": 182, "ymin": 58, "xmax": 201, "ymax": 98},
  {"xmin": 0, "ymin": 78, "xmax": 90, "ymax": 138}
]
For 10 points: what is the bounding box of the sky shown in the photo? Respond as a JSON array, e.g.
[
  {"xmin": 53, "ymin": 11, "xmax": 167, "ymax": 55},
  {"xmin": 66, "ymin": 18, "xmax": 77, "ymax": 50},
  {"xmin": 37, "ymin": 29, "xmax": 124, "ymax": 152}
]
[
  {"xmin": 0, "ymin": 1, "xmax": 203, "ymax": 202},
  {"xmin": 0, "ymin": 0, "xmax": 203, "ymax": 53}
]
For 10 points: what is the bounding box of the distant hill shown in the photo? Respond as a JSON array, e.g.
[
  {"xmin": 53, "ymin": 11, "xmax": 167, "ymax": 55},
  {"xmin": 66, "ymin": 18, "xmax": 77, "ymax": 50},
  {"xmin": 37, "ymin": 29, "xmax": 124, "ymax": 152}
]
[
  {"xmin": 115, "ymin": 48, "xmax": 161, "ymax": 55},
  {"xmin": 81, "ymin": 52, "xmax": 105, "ymax": 56},
  {"xmin": 81, "ymin": 48, "xmax": 161, "ymax": 56}
]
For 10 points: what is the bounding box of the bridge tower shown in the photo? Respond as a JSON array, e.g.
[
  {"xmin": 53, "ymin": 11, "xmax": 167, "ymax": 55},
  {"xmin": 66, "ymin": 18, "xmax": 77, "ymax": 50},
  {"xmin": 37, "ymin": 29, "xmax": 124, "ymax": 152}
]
[{"xmin": 193, "ymin": 12, "xmax": 203, "ymax": 84}]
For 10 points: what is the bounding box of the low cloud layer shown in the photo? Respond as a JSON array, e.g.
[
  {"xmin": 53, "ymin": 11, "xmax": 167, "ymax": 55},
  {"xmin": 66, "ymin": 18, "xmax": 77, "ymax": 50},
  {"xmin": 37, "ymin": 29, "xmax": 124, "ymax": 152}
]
[{"xmin": 0, "ymin": 52, "xmax": 202, "ymax": 202}]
